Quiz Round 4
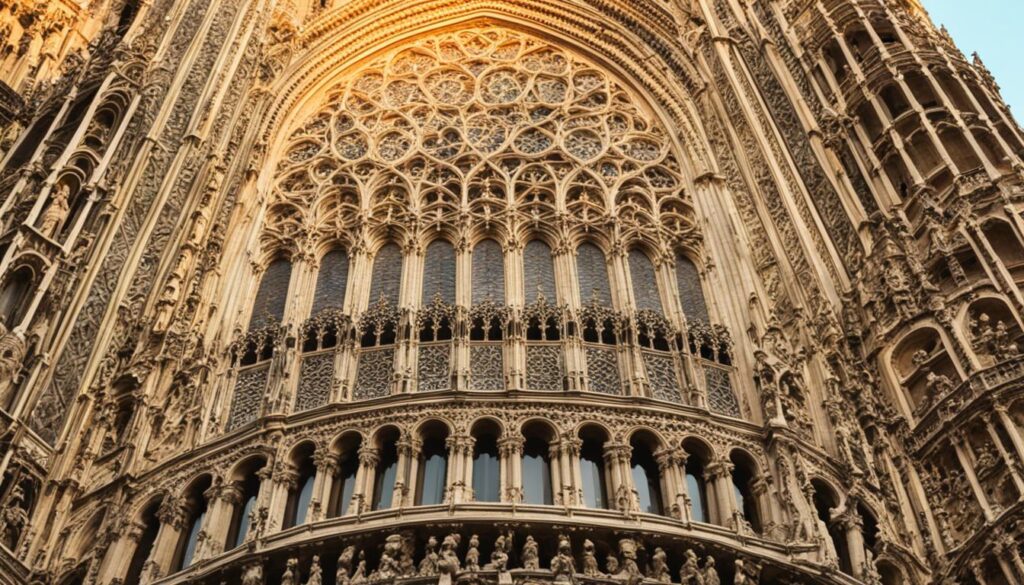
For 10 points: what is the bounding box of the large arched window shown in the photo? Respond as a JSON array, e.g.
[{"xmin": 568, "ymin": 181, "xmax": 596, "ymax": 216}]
[
  {"xmin": 576, "ymin": 243, "xmax": 611, "ymax": 304},
  {"xmin": 630, "ymin": 433, "xmax": 664, "ymax": 515},
  {"xmin": 369, "ymin": 243, "xmax": 403, "ymax": 306},
  {"xmin": 524, "ymin": 240, "xmax": 556, "ymax": 303},
  {"xmin": 812, "ymin": 480, "xmax": 851, "ymax": 574},
  {"xmin": 311, "ymin": 249, "xmax": 350, "ymax": 314},
  {"xmin": 471, "ymin": 420, "xmax": 501, "ymax": 503},
  {"xmin": 730, "ymin": 451, "xmax": 762, "ymax": 534},
  {"xmin": 422, "ymin": 240, "xmax": 457, "ymax": 304},
  {"xmin": 283, "ymin": 444, "xmax": 316, "ymax": 529},
  {"xmin": 226, "ymin": 458, "xmax": 265, "ymax": 550},
  {"xmin": 675, "ymin": 255, "xmax": 708, "ymax": 323},
  {"xmin": 682, "ymin": 439, "xmax": 711, "ymax": 524},
  {"xmin": 123, "ymin": 500, "xmax": 161, "ymax": 585},
  {"xmin": 0, "ymin": 266, "xmax": 33, "ymax": 328},
  {"xmin": 416, "ymin": 422, "xmax": 450, "ymax": 506},
  {"xmin": 372, "ymin": 428, "xmax": 400, "ymax": 511},
  {"xmin": 579, "ymin": 425, "xmax": 609, "ymax": 509},
  {"xmin": 628, "ymin": 249, "xmax": 662, "ymax": 313},
  {"xmin": 521, "ymin": 422, "xmax": 555, "ymax": 505},
  {"xmin": 171, "ymin": 476, "xmax": 212, "ymax": 572},
  {"xmin": 249, "ymin": 258, "xmax": 292, "ymax": 329},
  {"xmin": 328, "ymin": 433, "xmax": 361, "ymax": 517},
  {"xmin": 472, "ymin": 239, "xmax": 505, "ymax": 304}
]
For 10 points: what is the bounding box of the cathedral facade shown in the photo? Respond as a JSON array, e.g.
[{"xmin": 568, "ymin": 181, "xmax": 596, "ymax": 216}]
[{"xmin": 0, "ymin": 0, "xmax": 1022, "ymax": 583}]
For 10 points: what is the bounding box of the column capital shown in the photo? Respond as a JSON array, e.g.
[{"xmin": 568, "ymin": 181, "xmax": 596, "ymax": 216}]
[
  {"xmin": 498, "ymin": 436, "xmax": 525, "ymax": 456},
  {"xmin": 358, "ymin": 446, "xmax": 380, "ymax": 467},
  {"xmin": 313, "ymin": 450, "xmax": 340, "ymax": 474}
]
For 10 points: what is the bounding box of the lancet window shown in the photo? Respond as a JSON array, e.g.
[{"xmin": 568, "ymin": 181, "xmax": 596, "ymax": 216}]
[
  {"xmin": 354, "ymin": 244, "xmax": 403, "ymax": 400},
  {"xmin": 524, "ymin": 240, "xmax": 563, "ymax": 392},
  {"xmin": 577, "ymin": 244, "xmax": 622, "ymax": 395},
  {"xmin": 417, "ymin": 240, "xmax": 456, "ymax": 393},
  {"xmin": 469, "ymin": 239, "xmax": 507, "ymax": 391}
]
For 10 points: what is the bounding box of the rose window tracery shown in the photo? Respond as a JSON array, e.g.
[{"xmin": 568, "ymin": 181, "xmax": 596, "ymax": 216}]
[{"xmin": 266, "ymin": 28, "xmax": 696, "ymax": 253}]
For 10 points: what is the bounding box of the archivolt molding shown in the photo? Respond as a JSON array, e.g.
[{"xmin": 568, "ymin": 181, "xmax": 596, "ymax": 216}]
[
  {"xmin": 258, "ymin": 1, "xmax": 714, "ymax": 180},
  {"xmin": 258, "ymin": 25, "xmax": 701, "ymax": 268}
]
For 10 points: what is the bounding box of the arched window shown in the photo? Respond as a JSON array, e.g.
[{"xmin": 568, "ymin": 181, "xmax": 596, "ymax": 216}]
[
  {"xmin": 471, "ymin": 420, "xmax": 501, "ymax": 503},
  {"xmin": 628, "ymin": 249, "xmax": 662, "ymax": 313},
  {"xmin": 675, "ymin": 254, "xmax": 708, "ymax": 323},
  {"xmin": 416, "ymin": 422, "xmax": 450, "ymax": 506},
  {"xmin": 172, "ymin": 476, "xmax": 212, "ymax": 572},
  {"xmin": 730, "ymin": 451, "xmax": 762, "ymax": 533},
  {"xmin": 328, "ymin": 433, "xmax": 361, "ymax": 517},
  {"xmin": 226, "ymin": 458, "xmax": 264, "ymax": 549},
  {"xmin": 683, "ymin": 440, "xmax": 710, "ymax": 523},
  {"xmin": 283, "ymin": 444, "xmax": 316, "ymax": 529},
  {"xmin": 630, "ymin": 433, "xmax": 663, "ymax": 515},
  {"xmin": 372, "ymin": 428, "xmax": 399, "ymax": 511},
  {"xmin": 522, "ymin": 422, "xmax": 554, "ymax": 505},
  {"xmin": 0, "ymin": 266, "xmax": 33, "ymax": 328},
  {"xmin": 576, "ymin": 243, "xmax": 611, "ymax": 304},
  {"xmin": 311, "ymin": 249, "xmax": 349, "ymax": 314},
  {"xmin": 812, "ymin": 480, "xmax": 851, "ymax": 574},
  {"xmin": 422, "ymin": 240, "xmax": 456, "ymax": 304},
  {"xmin": 472, "ymin": 239, "xmax": 505, "ymax": 304},
  {"xmin": 249, "ymin": 258, "xmax": 292, "ymax": 329},
  {"xmin": 524, "ymin": 240, "xmax": 556, "ymax": 303},
  {"xmin": 123, "ymin": 500, "xmax": 161, "ymax": 585},
  {"xmin": 579, "ymin": 426, "xmax": 609, "ymax": 509},
  {"xmin": 369, "ymin": 244, "xmax": 403, "ymax": 305}
]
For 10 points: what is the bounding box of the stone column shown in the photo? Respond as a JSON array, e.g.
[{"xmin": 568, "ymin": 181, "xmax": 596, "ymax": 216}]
[
  {"xmin": 267, "ymin": 465, "xmax": 299, "ymax": 532},
  {"xmin": 498, "ymin": 436, "xmax": 524, "ymax": 503},
  {"xmin": 952, "ymin": 434, "xmax": 994, "ymax": 520},
  {"xmin": 654, "ymin": 448, "xmax": 679, "ymax": 518},
  {"xmin": 395, "ymin": 436, "xmax": 421, "ymax": 507},
  {"xmin": 144, "ymin": 500, "xmax": 186, "ymax": 582},
  {"xmin": 203, "ymin": 483, "xmax": 243, "ymax": 558},
  {"xmin": 994, "ymin": 532, "xmax": 1024, "ymax": 582},
  {"xmin": 984, "ymin": 416, "xmax": 1024, "ymax": 493},
  {"xmin": 98, "ymin": 519, "xmax": 149, "ymax": 583},
  {"xmin": 352, "ymin": 446, "xmax": 379, "ymax": 515},
  {"xmin": 995, "ymin": 404, "xmax": 1024, "ymax": 467},
  {"xmin": 703, "ymin": 458, "xmax": 735, "ymax": 527},
  {"xmin": 445, "ymin": 434, "xmax": 472, "ymax": 504},
  {"xmin": 548, "ymin": 441, "xmax": 563, "ymax": 505},
  {"xmin": 312, "ymin": 450, "xmax": 339, "ymax": 522},
  {"xmin": 459, "ymin": 434, "xmax": 475, "ymax": 503},
  {"xmin": 603, "ymin": 442, "xmax": 634, "ymax": 512},
  {"xmin": 836, "ymin": 508, "xmax": 866, "ymax": 579},
  {"xmin": 561, "ymin": 436, "xmax": 583, "ymax": 506}
]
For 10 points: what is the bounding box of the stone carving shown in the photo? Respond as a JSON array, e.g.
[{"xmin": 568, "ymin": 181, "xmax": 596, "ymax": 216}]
[
  {"xmin": 581, "ymin": 539, "xmax": 602, "ymax": 578},
  {"xmin": 521, "ymin": 535, "xmax": 540, "ymax": 570},
  {"xmin": 38, "ymin": 182, "xmax": 70, "ymax": 238},
  {"xmin": 281, "ymin": 558, "xmax": 299, "ymax": 585},
  {"xmin": 0, "ymin": 485, "xmax": 29, "ymax": 551},
  {"xmin": 550, "ymin": 535, "xmax": 575, "ymax": 582}
]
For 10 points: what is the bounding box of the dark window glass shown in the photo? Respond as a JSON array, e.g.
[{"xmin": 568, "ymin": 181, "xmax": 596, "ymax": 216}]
[
  {"xmin": 630, "ymin": 445, "xmax": 663, "ymax": 515},
  {"xmin": 576, "ymin": 244, "xmax": 611, "ymax": 303},
  {"xmin": 580, "ymin": 439, "xmax": 608, "ymax": 509},
  {"xmin": 372, "ymin": 442, "xmax": 398, "ymax": 510},
  {"xmin": 294, "ymin": 472, "xmax": 315, "ymax": 525},
  {"xmin": 675, "ymin": 255, "xmax": 709, "ymax": 322},
  {"xmin": 685, "ymin": 458, "xmax": 708, "ymax": 523},
  {"xmin": 233, "ymin": 495, "xmax": 256, "ymax": 548},
  {"xmin": 312, "ymin": 249, "xmax": 350, "ymax": 313},
  {"xmin": 417, "ymin": 437, "xmax": 448, "ymax": 505},
  {"xmin": 524, "ymin": 240, "xmax": 556, "ymax": 303},
  {"xmin": 124, "ymin": 505, "xmax": 159, "ymax": 585},
  {"xmin": 331, "ymin": 454, "xmax": 359, "ymax": 517},
  {"xmin": 732, "ymin": 465, "xmax": 761, "ymax": 533},
  {"xmin": 473, "ymin": 434, "xmax": 500, "ymax": 502},
  {"xmin": 423, "ymin": 240, "xmax": 457, "ymax": 304},
  {"xmin": 522, "ymin": 437, "xmax": 552, "ymax": 505},
  {"xmin": 370, "ymin": 244, "xmax": 403, "ymax": 305},
  {"xmin": 179, "ymin": 510, "xmax": 206, "ymax": 570},
  {"xmin": 628, "ymin": 249, "xmax": 662, "ymax": 312},
  {"xmin": 249, "ymin": 259, "xmax": 292, "ymax": 329},
  {"xmin": 472, "ymin": 239, "xmax": 505, "ymax": 303}
]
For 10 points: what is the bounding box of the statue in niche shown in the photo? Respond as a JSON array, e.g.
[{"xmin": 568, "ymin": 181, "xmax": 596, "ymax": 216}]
[
  {"xmin": 483, "ymin": 534, "xmax": 510, "ymax": 571},
  {"xmin": 521, "ymin": 535, "xmax": 540, "ymax": 570},
  {"xmin": 678, "ymin": 549, "xmax": 702, "ymax": 585},
  {"xmin": 305, "ymin": 556, "xmax": 322, "ymax": 585},
  {"xmin": 647, "ymin": 547, "xmax": 670, "ymax": 582},
  {"xmin": 702, "ymin": 557, "xmax": 719, "ymax": 585},
  {"xmin": 350, "ymin": 551, "xmax": 368, "ymax": 585},
  {"xmin": 336, "ymin": 545, "xmax": 355, "ymax": 585},
  {"xmin": 0, "ymin": 485, "xmax": 29, "ymax": 551},
  {"xmin": 581, "ymin": 539, "xmax": 602, "ymax": 577},
  {"xmin": 0, "ymin": 322, "xmax": 25, "ymax": 408},
  {"xmin": 241, "ymin": 561, "xmax": 264, "ymax": 585},
  {"xmin": 464, "ymin": 534, "xmax": 480, "ymax": 572},
  {"xmin": 280, "ymin": 558, "xmax": 299, "ymax": 585},
  {"xmin": 550, "ymin": 535, "xmax": 576, "ymax": 582},
  {"xmin": 418, "ymin": 535, "xmax": 439, "ymax": 576},
  {"xmin": 38, "ymin": 182, "xmax": 71, "ymax": 239}
]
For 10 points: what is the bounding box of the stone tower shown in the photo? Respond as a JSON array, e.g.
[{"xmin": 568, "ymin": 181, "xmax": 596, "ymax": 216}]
[{"xmin": 0, "ymin": 0, "xmax": 1021, "ymax": 584}]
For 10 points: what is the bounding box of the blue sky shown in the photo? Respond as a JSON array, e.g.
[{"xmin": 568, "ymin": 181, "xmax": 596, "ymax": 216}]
[{"xmin": 925, "ymin": 1, "xmax": 1023, "ymax": 114}]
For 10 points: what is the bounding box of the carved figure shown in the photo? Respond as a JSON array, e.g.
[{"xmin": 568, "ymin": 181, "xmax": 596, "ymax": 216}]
[
  {"xmin": 241, "ymin": 561, "xmax": 264, "ymax": 585},
  {"xmin": 678, "ymin": 549, "xmax": 703, "ymax": 585},
  {"xmin": 550, "ymin": 535, "xmax": 576, "ymax": 582},
  {"xmin": 647, "ymin": 547, "xmax": 669, "ymax": 583},
  {"xmin": 582, "ymin": 539, "xmax": 602, "ymax": 577},
  {"xmin": 521, "ymin": 535, "xmax": 540, "ymax": 570},
  {"xmin": 306, "ymin": 555, "xmax": 322, "ymax": 585},
  {"xmin": 38, "ymin": 183, "xmax": 71, "ymax": 238},
  {"xmin": 0, "ymin": 485, "xmax": 29, "ymax": 552},
  {"xmin": 337, "ymin": 545, "xmax": 356, "ymax": 585},
  {"xmin": 418, "ymin": 535, "xmax": 439, "ymax": 576},
  {"xmin": 465, "ymin": 534, "xmax": 480, "ymax": 572},
  {"xmin": 281, "ymin": 558, "xmax": 299, "ymax": 585},
  {"xmin": 702, "ymin": 557, "xmax": 719, "ymax": 585}
]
